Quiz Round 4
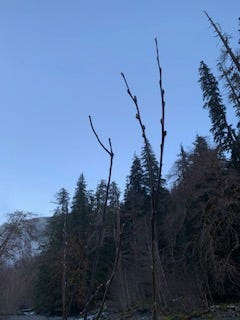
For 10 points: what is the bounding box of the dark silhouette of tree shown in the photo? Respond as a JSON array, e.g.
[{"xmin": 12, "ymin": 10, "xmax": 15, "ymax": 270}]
[{"xmin": 199, "ymin": 61, "xmax": 235, "ymax": 152}]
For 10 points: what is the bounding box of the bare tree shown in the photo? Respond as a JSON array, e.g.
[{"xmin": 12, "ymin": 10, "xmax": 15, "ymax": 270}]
[
  {"xmin": 0, "ymin": 211, "xmax": 36, "ymax": 264},
  {"xmin": 0, "ymin": 211, "xmax": 38, "ymax": 314},
  {"xmin": 83, "ymin": 116, "xmax": 114, "ymax": 320},
  {"xmin": 121, "ymin": 38, "xmax": 168, "ymax": 320}
]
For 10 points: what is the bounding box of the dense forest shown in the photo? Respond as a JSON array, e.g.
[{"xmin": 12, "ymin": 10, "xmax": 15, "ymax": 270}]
[{"xmin": 0, "ymin": 13, "xmax": 240, "ymax": 319}]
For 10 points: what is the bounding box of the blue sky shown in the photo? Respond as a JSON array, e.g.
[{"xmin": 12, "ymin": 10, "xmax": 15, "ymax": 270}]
[{"xmin": 0, "ymin": 1, "xmax": 239, "ymax": 222}]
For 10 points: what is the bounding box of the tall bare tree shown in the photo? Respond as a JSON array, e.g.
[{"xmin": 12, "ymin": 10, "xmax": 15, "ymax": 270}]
[{"xmin": 122, "ymin": 38, "xmax": 168, "ymax": 320}]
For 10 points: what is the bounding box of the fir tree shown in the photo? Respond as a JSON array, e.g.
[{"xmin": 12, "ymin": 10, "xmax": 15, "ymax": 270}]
[
  {"xmin": 199, "ymin": 61, "xmax": 235, "ymax": 152},
  {"xmin": 119, "ymin": 155, "xmax": 153, "ymax": 309},
  {"xmin": 35, "ymin": 188, "xmax": 70, "ymax": 316},
  {"xmin": 56, "ymin": 188, "xmax": 69, "ymax": 320},
  {"xmin": 124, "ymin": 154, "xmax": 147, "ymax": 211},
  {"xmin": 95, "ymin": 179, "xmax": 107, "ymax": 215},
  {"xmin": 140, "ymin": 140, "xmax": 159, "ymax": 195},
  {"xmin": 108, "ymin": 181, "xmax": 120, "ymax": 208},
  {"xmin": 67, "ymin": 174, "xmax": 90, "ymax": 314},
  {"xmin": 174, "ymin": 145, "xmax": 189, "ymax": 186},
  {"xmin": 126, "ymin": 155, "xmax": 145, "ymax": 193},
  {"xmin": 70, "ymin": 173, "xmax": 89, "ymax": 237}
]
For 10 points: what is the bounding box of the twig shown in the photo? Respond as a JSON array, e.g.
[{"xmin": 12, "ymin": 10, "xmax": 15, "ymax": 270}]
[
  {"xmin": 89, "ymin": 116, "xmax": 113, "ymax": 157},
  {"xmin": 155, "ymin": 38, "xmax": 167, "ymax": 199}
]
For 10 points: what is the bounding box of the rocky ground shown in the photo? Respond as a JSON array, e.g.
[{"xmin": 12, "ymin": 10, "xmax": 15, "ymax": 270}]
[{"xmin": 1, "ymin": 304, "xmax": 240, "ymax": 320}]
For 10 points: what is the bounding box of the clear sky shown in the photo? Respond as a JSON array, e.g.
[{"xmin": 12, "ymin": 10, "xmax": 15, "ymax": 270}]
[{"xmin": 0, "ymin": 1, "xmax": 239, "ymax": 223}]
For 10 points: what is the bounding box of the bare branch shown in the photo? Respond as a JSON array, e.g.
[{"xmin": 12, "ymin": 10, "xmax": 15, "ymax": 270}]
[{"xmin": 89, "ymin": 115, "xmax": 113, "ymax": 157}]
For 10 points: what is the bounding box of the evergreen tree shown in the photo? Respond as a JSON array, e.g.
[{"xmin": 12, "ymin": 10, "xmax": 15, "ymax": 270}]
[
  {"xmin": 56, "ymin": 188, "xmax": 69, "ymax": 320},
  {"xmin": 199, "ymin": 61, "xmax": 235, "ymax": 152},
  {"xmin": 109, "ymin": 181, "xmax": 121, "ymax": 209},
  {"xmin": 124, "ymin": 154, "xmax": 146, "ymax": 204},
  {"xmin": 119, "ymin": 155, "xmax": 152, "ymax": 308},
  {"xmin": 95, "ymin": 179, "xmax": 107, "ymax": 215},
  {"xmin": 124, "ymin": 154, "xmax": 150, "ymax": 218},
  {"xmin": 67, "ymin": 174, "xmax": 90, "ymax": 314},
  {"xmin": 174, "ymin": 145, "xmax": 189, "ymax": 186},
  {"xmin": 35, "ymin": 188, "xmax": 70, "ymax": 316},
  {"xmin": 89, "ymin": 181, "xmax": 120, "ymax": 300},
  {"xmin": 140, "ymin": 140, "xmax": 159, "ymax": 195},
  {"xmin": 70, "ymin": 173, "xmax": 89, "ymax": 237}
]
